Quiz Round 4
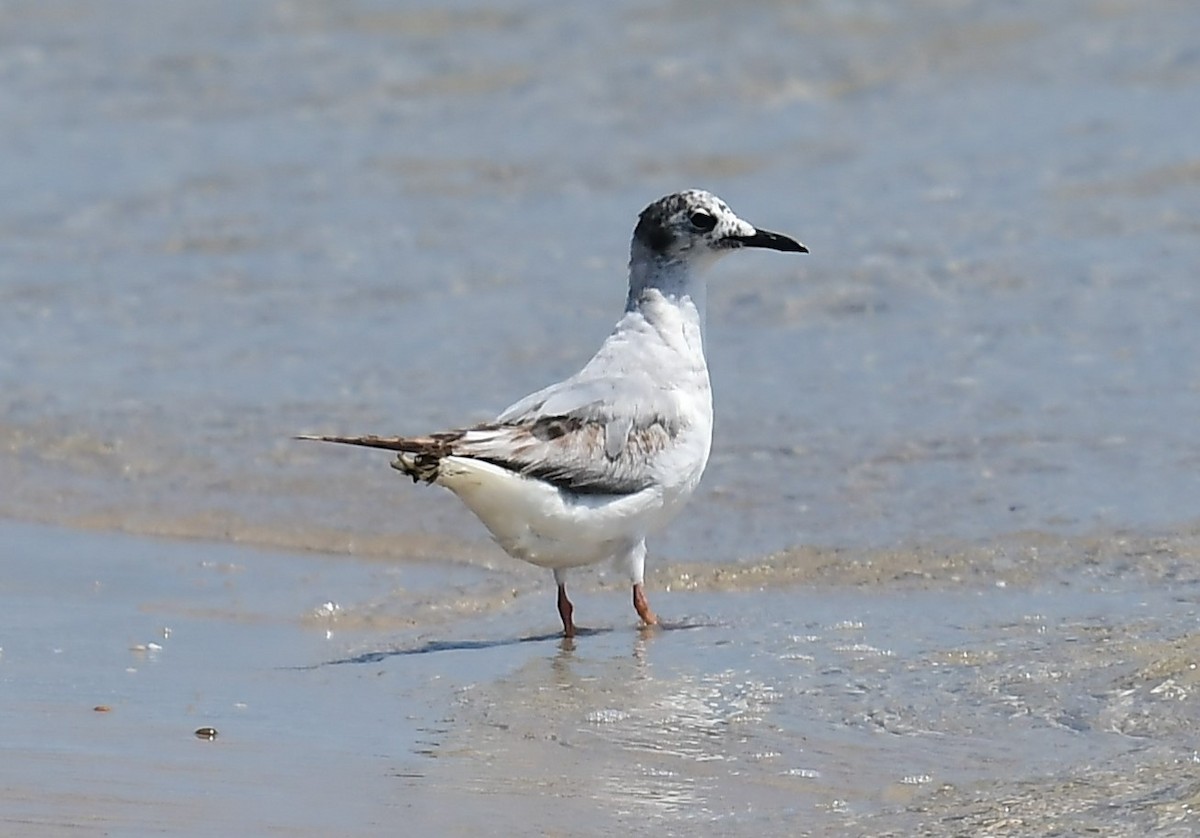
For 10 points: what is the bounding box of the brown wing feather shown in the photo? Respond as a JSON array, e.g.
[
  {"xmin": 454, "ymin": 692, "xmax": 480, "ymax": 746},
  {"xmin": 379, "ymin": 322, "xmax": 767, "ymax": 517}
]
[
  {"xmin": 297, "ymin": 413, "xmax": 678, "ymax": 495},
  {"xmin": 294, "ymin": 432, "xmax": 463, "ymax": 455},
  {"xmin": 452, "ymin": 416, "xmax": 677, "ymax": 494}
]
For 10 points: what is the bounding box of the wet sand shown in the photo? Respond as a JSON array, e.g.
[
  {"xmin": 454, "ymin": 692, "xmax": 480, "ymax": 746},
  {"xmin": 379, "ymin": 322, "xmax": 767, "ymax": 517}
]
[{"xmin": 4, "ymin": 520, "xmax": 1199, "ymax": 835}]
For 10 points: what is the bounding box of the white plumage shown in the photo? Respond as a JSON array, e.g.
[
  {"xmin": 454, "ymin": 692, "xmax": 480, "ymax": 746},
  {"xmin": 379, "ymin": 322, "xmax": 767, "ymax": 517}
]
[{"xmin": 300, "ymin": 190, "xmax": 806, "ymax": 636}]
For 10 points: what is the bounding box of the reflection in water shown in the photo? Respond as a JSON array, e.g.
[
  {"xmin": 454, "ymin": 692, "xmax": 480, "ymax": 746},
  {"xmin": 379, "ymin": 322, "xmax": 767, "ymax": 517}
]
[
  {"xmin": 406, "ymin": 620, "xmax": 800, "ymax": 824},
  {"xmin": 390, "ymin": 577, "xmax": 1200, "ymax": 831}
]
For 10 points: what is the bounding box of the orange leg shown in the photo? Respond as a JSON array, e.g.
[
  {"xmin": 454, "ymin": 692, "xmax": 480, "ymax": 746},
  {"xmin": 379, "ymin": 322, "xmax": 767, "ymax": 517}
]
[
  {"xmin": 557, "ymin": 583, "xmax": 576, "ymax": 638},
  {"xmin": 633, "ymin": 583, "xmax": 659, "ymax": 627}
]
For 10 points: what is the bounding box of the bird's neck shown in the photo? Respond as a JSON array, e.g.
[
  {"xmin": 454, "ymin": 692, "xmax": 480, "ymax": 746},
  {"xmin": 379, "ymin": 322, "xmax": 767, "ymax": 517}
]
[
  {"xmin": 622, "ymin": 249, "xmax": 709, "ymax": 366},
  {"xmin": 625, "ymin": 251, "xmax": 708, "ymax": 333}
]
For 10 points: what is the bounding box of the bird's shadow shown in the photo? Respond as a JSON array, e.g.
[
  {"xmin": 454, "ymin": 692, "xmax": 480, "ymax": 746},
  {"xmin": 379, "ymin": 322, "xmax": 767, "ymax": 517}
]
[{"xmin": 303, "ymin": 618, "xmax": 718, "ymax": 668}]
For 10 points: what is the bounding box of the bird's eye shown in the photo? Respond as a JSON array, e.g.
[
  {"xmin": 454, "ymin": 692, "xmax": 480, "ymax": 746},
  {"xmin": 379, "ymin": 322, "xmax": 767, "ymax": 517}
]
[{"xmin": 689, "ymin": 212, "xmax": 717, "ymax": 232}]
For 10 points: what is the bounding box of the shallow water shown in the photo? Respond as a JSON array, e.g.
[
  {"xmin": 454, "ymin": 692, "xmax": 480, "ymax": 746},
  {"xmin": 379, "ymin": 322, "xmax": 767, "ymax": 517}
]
[
  {"xmin": 3, "ymin": 0, "xmax": 1199, "ymax": 559},
  {"xmin": 4, "ymin": 520, "xmax": 1200, "ymax": 835},
  {"xmin": 3, "ymin": 0, "xmax": 1200, "ymax": 834}
]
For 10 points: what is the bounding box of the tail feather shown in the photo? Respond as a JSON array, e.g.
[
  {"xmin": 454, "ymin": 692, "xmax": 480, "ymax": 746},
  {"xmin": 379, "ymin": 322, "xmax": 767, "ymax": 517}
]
[
  {"xmin": 294, "ymin": 433, "xmax": 422, "ymax": 452},
  {"xmin": 295, "ymin": 432, "xmax": 453, "ymax": 484}
]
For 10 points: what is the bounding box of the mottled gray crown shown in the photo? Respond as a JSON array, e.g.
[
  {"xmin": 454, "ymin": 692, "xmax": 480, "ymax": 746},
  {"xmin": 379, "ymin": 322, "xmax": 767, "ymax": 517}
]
[
  {"xmin": 633, "ymin": 190, "xmax": 739, "ymax": 258},
  {"xmin": 632, "ymin": 189, "xmax": 806, "ymax": 264}
]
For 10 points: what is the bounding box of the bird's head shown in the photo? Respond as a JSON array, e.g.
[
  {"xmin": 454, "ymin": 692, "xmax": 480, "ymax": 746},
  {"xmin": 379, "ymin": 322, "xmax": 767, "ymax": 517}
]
[{"xmin": 631, "ymin": 189, "xmax": 807, "ymax": 270}]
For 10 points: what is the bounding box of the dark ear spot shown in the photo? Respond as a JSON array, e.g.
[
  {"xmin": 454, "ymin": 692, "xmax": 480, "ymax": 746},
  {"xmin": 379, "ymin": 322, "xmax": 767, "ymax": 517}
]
[{"xmin": 634, "ymin": 209, "xmax": 674, "ymax": 254}]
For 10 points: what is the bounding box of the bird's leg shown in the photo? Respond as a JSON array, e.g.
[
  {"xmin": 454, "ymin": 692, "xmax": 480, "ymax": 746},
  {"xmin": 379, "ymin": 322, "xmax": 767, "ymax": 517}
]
[
  {"xmin": 557, "ymin": 583, "xmax": 576, "ymax": 638},
  {"xmin": 632, "ymin": 583, "xmax": 658, "ymax": 627},
  {"xmin": 620, "ymin": 542, "xmax": 659, "ymax": 628}
]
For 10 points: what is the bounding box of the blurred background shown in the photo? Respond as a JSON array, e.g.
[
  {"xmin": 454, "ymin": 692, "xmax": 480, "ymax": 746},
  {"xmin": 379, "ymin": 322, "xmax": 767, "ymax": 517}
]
[{"xmin": 2, "ymin": 0, "xmax": 1198, "ymax": 564}]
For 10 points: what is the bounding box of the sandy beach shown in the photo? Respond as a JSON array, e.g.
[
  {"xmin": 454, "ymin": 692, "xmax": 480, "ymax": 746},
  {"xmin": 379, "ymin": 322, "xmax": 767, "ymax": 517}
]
[{"xmin": 4, "ymin": 520, "xmax": 1200, "ymax": 834}]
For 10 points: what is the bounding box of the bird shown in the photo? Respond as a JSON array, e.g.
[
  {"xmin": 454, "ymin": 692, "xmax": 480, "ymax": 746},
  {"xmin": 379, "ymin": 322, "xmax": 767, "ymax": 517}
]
[{"xmin": 298, "ymin": 190, "xmax": 806, "ymax": 637}]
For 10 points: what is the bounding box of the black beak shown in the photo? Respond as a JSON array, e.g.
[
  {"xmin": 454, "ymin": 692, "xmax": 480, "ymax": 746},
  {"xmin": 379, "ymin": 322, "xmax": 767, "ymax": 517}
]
[{"xmin": 732, "ymin": 228, "xmax": 808, "ymax": 253}]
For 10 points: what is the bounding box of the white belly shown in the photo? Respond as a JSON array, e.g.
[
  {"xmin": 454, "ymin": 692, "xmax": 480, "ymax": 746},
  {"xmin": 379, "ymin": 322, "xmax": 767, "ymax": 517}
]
[{"xmin": 434, "ymin": 456, "xmax": 694, "ymax": 569}]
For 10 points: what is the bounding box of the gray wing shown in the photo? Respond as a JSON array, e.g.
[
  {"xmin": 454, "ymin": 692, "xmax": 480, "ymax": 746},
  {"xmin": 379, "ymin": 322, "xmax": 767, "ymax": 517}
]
[
  {"xmin": 497, "ymin": 372, "xmax": 668, "ymax": 422},
  {"xmin": 459, "ymin": 374, "xmax": 684, "ymax": 494}
]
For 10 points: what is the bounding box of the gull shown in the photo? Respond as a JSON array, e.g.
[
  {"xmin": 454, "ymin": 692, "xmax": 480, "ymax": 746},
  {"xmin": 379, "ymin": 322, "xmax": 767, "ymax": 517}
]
[{"xmin": 299, "ymin": 190, "xmax": 806, "ymax": 637}]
